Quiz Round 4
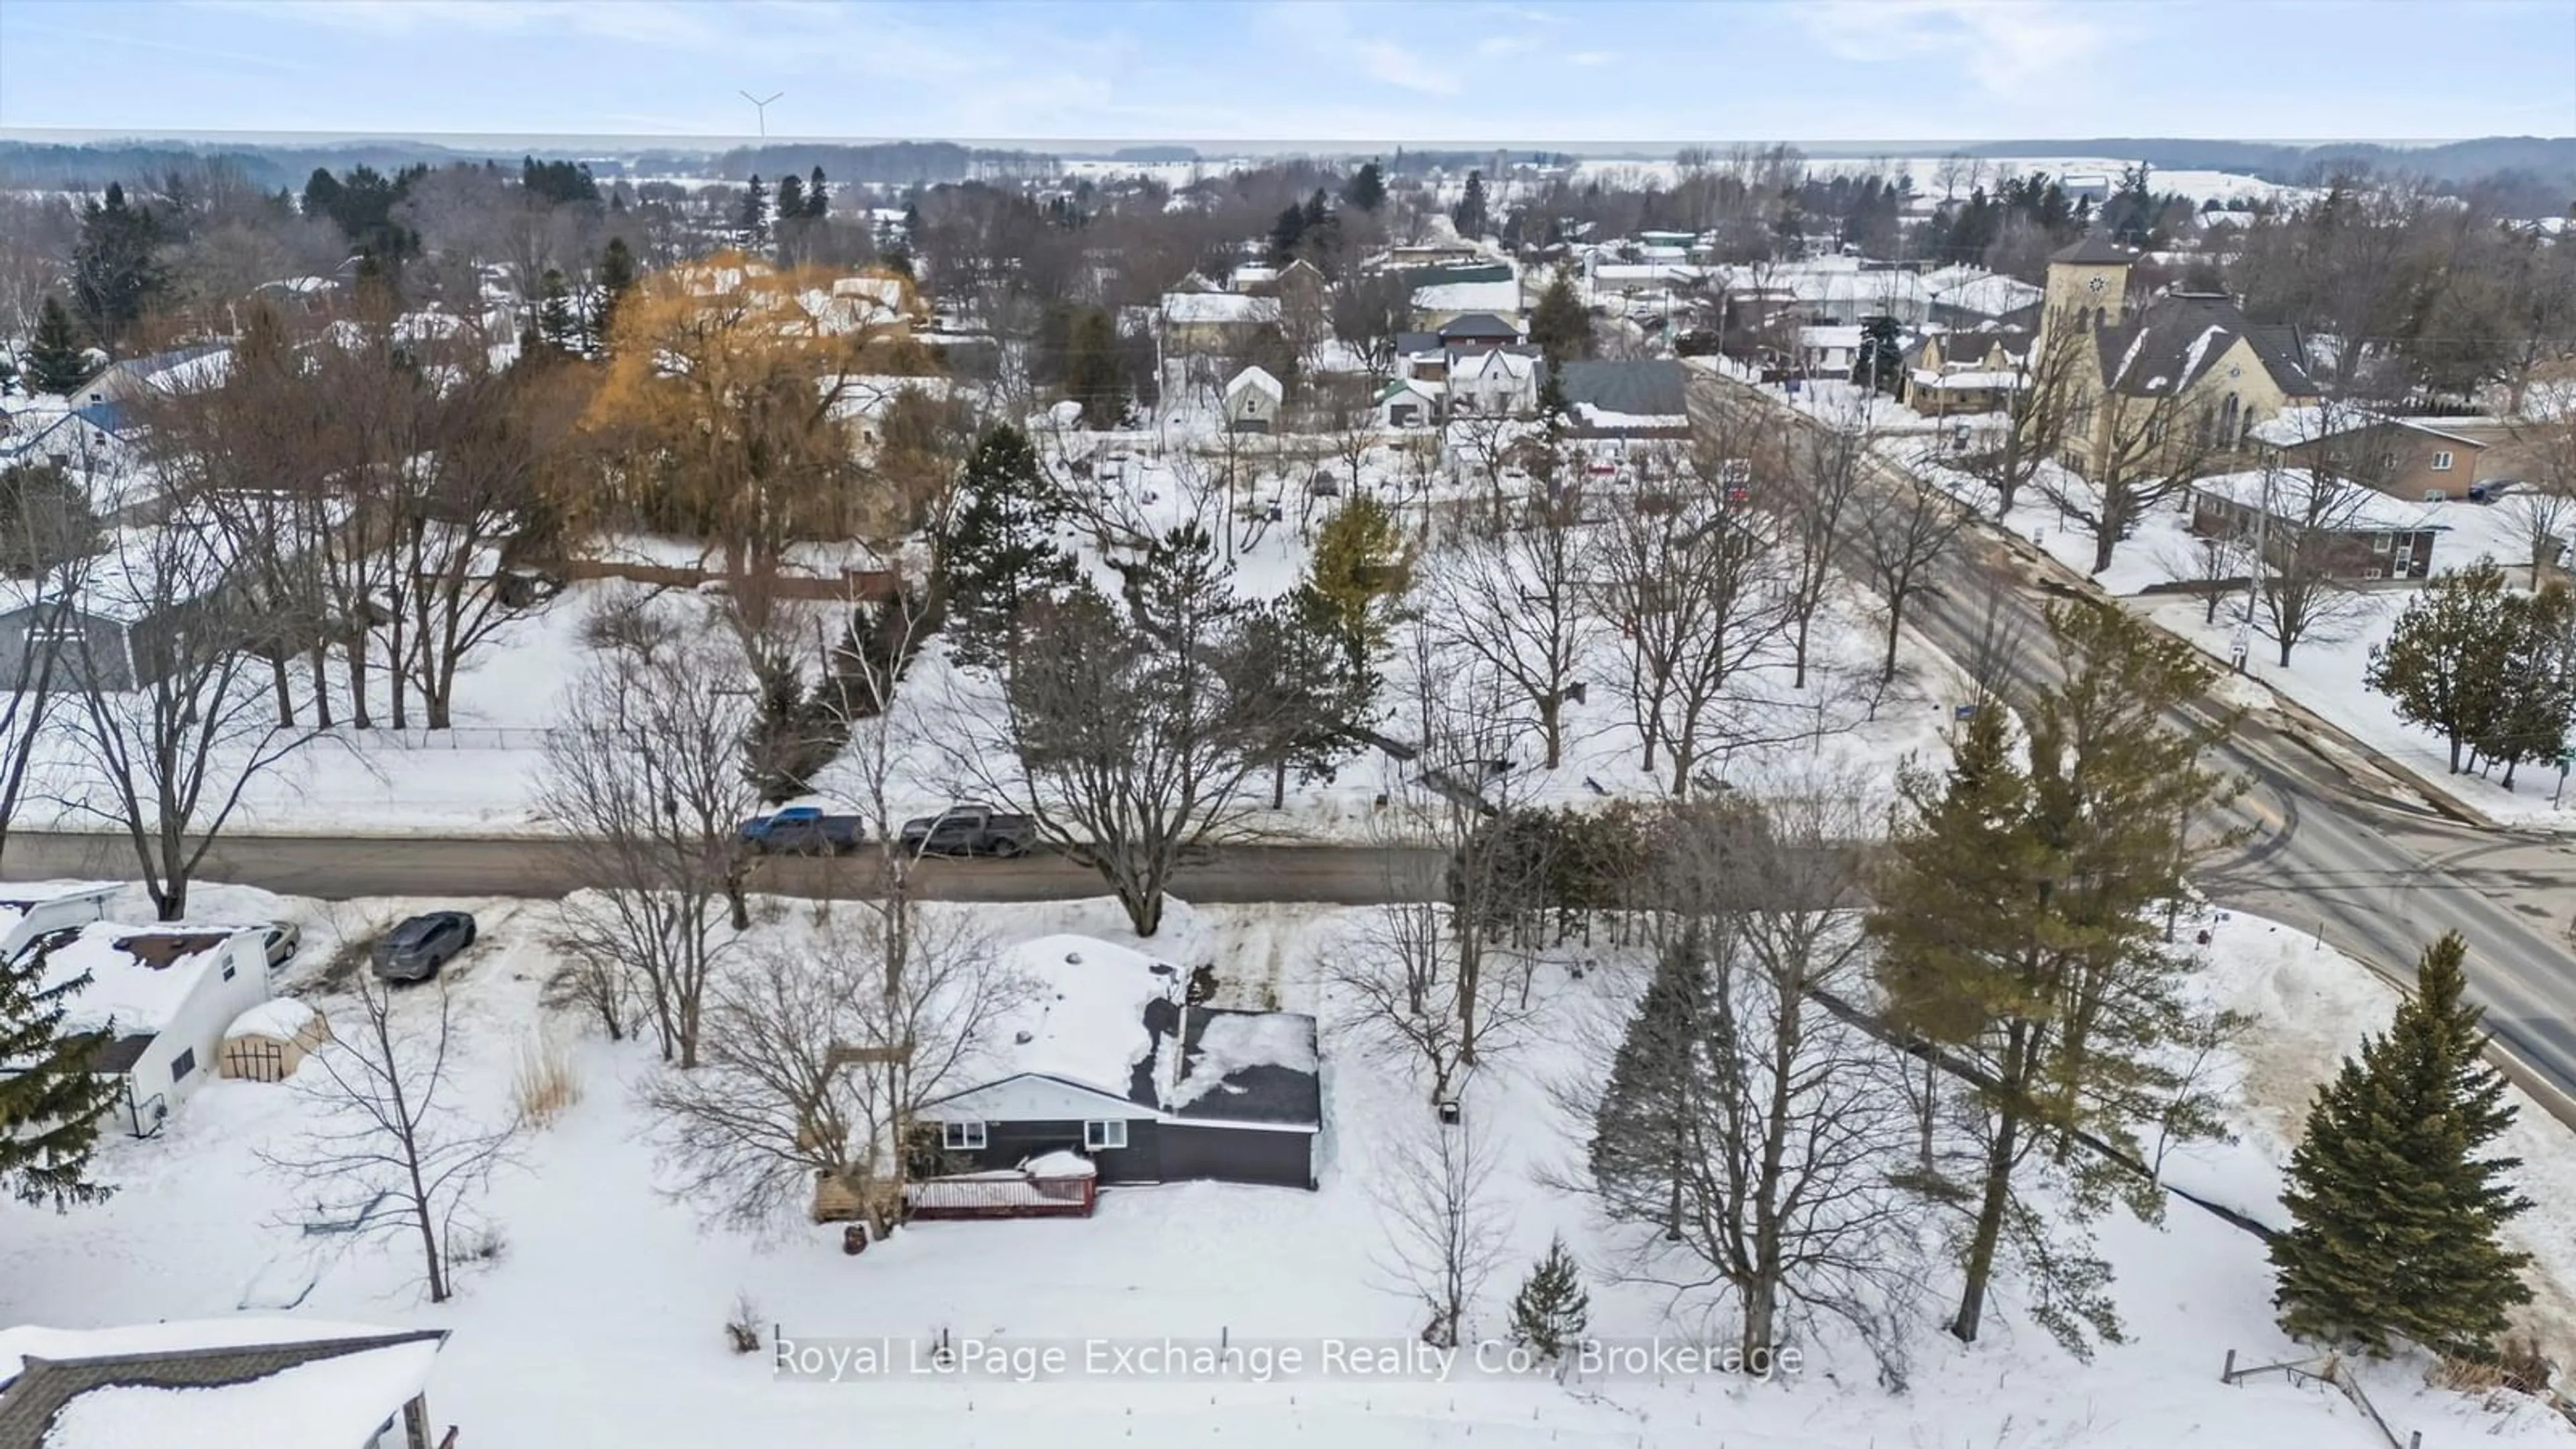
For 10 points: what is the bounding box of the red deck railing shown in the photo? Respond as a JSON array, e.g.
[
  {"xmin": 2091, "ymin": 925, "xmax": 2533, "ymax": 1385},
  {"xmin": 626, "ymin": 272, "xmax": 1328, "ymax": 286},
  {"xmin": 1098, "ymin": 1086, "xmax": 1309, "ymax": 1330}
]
[{"xmin": 904, "ymin": 1171, "xmax": 1097, "ymax": 1221}]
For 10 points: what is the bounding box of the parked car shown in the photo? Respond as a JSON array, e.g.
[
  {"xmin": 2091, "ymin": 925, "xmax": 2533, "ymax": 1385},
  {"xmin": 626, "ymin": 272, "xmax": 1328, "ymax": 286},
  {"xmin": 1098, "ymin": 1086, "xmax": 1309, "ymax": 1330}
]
[
  {"xmin": 739, "ymin": 806, "xmax": 866, "ymax": 855},
  {"xmin": 259, "ymin": 921, "xmax": 301, "ymax": 971},
  {"xmin": 371, "ymin": 911, "xmax": 477, "ymax": 983},
  {"xmin": 898, "ymin": 804, "xmax": 1037, "ymax": 858}
]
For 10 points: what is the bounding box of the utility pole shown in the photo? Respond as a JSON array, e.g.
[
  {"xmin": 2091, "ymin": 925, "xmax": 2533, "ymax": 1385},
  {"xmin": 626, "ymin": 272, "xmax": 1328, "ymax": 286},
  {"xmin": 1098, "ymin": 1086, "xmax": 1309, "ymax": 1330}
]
[{"xmin": 740, "ymin": 90, "xmax": 784, "ymax": 138}]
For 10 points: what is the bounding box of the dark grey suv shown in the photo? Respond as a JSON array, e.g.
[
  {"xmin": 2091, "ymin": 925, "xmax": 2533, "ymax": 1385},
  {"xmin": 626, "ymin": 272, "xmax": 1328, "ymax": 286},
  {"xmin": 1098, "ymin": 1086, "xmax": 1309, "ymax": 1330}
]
[{"xmin": 371, "ymin": 911, "xmax": 478, "ymax": 983}]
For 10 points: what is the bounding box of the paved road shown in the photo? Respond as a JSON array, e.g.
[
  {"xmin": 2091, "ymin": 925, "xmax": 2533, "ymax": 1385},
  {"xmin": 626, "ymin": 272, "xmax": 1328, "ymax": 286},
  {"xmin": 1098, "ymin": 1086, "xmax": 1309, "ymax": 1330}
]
[
  {"xmin": 1688, "ymin": 373, "xmax": 2576, "ymax": 1116},
  {"xmin": 0, "ymin": 832, "xmax": 1446, "ymax": 907}
]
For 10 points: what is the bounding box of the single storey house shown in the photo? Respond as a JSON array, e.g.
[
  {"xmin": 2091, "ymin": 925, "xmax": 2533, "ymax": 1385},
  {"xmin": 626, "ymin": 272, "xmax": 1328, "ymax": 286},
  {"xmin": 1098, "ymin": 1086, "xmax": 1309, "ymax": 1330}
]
[
  {"xmin": 0, "ymin": 881, "xmax": 120, "ymax": 962},
  {"xmin": 1552, "ymin": 359, "xmax": 1690, "ymax": 439},
  {"xmin": 1376, "ymin": 376, "xmax": 1443, "ymax": 429},
  {"xmin": 2189, "ymin": 468, "xmax": 2442, "ymax": 580},
  {"xmin": 919, "ymin": 934, "xmax": 1322, "ymax": 1192},
  {"xmin": 6, "ymin": 922, "xmax": 272, "ymax": 1135},
  {"xmin": 2249, "ymin": 409, "xmax": 2529, "ymax": 502},
  {"xmin": 0, "ymin": 1319, "xmax": 451, "ymax": 1449},
  {"xmin": 1222, "ymin": 366, "xmax": 1284, "ymax": 433}
]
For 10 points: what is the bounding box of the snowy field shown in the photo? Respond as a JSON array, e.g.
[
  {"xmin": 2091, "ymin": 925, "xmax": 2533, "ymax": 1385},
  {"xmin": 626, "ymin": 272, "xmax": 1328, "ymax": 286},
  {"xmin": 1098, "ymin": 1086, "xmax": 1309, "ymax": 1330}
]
[
  {"xmin": 15, "ymin": 415, "xmax": 1974, "ymax": 841},
  {"xmin": 2, "ymin": 880, "xmax": 2571, "ymax": 1449}
]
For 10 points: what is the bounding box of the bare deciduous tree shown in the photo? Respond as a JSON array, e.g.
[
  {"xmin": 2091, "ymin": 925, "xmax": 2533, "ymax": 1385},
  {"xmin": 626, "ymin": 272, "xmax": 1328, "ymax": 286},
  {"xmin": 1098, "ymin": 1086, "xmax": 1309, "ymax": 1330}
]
[
  {"xmin": 1427, "ymin": 474, "xmax": 1595, "ymax": 772},
  {"xmin": 1854, "ymin": 467, "xmax": 1967, "ymax": 684},
  {"xmin": 261, "ymin": 974, "xmax": 519, "ymax": 1304},
  {"xmin": 641, "ymin": 908, "xmax": 1017, "ymax": 1238},
  {"xmin": 1960, "ymin": 317, "xmax": 2090, "ymax": 518},
  {"xmin": 2241, "ymin": 462, "xmax": 2381, "ymax": 667},
  {"xmin": 1771, "ymin": 423, "xmax": 1864, "ymax": 690},
  {"xmin": 539, "ymin": 631, "xmax": 764, "ymax": 1067},
  {"xmin": 1374, "ymin": 1111, "xmax": 1509, "ymax": 1348},
  {"xmin": 66, "ymin": 510, "xmax": 319, "ymax": 920}
]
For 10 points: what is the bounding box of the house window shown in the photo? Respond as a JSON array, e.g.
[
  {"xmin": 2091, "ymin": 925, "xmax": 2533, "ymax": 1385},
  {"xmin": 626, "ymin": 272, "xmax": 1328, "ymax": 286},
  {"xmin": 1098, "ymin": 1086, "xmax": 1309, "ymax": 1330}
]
[
  {"xmin": 2430, "ymin": 451, "xmax": 2455, "ymax": 471},
  {"xmin": 170, "ymin": 1048, "xmax": 196, "ymax": 1083},
  {"xmin": 2371, "ymin": 533, "xmax": 2393, "ymax": 553},
  {"xmin": 941, "ymin": 1120, "xmax": 986, "ymax": 1151},
  {"xmin": 1084, "ymin": 1120, "xmax": 1128, "ymax": 1150},
  {"xmin": 221, "ymin": 960, "xmax": 236, "ymax": 981}
]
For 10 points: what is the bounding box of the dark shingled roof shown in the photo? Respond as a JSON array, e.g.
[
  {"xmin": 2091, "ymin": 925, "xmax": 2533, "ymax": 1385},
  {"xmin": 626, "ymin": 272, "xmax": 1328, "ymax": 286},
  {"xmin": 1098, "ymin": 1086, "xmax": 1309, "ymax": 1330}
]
[
  {"xmin": 1437, "ymin": 313, "xmax": 1525, "ymax": 341},
  {"xmin": 1550, "ymin": 359, "xmax": 1688, "ymax": 417},
  {"xmin": 2095, "ymin": 292, "xmax": 2322, "ymax": 400},
  {"xmin": 2051, "ymin": 232, "xmax": 2139, "ymax": 266},
  {"xmin": 1140, "ymin": 999, "xmax": 1322, "ymax": 1128},
  {"xmin": 1392, "ymin": 330, "xmax": 1442, "ymax": 357},
  {"xmin": 0, "ymin": 1329, "xmax": 449, "ymax": 1444}
]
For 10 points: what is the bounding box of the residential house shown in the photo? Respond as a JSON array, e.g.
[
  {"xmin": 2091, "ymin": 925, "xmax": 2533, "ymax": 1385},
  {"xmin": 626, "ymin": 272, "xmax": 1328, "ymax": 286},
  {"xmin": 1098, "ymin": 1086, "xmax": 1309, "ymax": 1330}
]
[
  {"xmin": 2042, "ymin": 235, "xmax": 2322, "ymax": 476},
  {"xmin": 1159, "ymin": 290, "xmax": 1280, "ymax": 356},
  {"xmin": 0, "ymin": 881, "xmax": 120, "ymax": 962},
  {"xmin": 1411, "ymin": 272, "xmax": 1525, "ymax": 333},
  {"xmin": 2251, "ymin": 409, "xmax": 2529, "ymax": 501},
  {"xmin": 1222, "ymin": 365, "xmax": 1285, "ymax": 433},
  {"xmin": 1552, "ymin": 359, "xmax": 1690, "ymax": 439},
  {"xmin": 1448, "ymin": 347, "xmax": 1543, "ymax": 418},
  {"xmin": 1796, "ymin": 325, "xmax": 1862, "ymax": 378},
  {"xmin": 0, "ymin": 504, "xmax": 286, "ymax": 692},
  {"xmin": 1902, "ymin": 331, "xmax": 2029, "ymax": 417},
  {"xmin": 918, "ymin": 935, "xmax": 1321, "ymax": 1191},
  {"xmin": 64, "ymin": 343, "xmax": 231, "ymax": 421},
  {"xmin": 1436, "ymin": 313, "xmax": 1527, "ymax": 352},
  {"xmin": 1375, "ymin": 376, "xmax": 1442, "ymax": 429},
  {"xmin": 0, "ymin": 1320, "xmax": 451, "ymax": 1449},
  {"xmin": 2189, "ymin": 468, "xmax": 2441, "ymax": 580},
  {"xmin": 1923, "ymin": 266, "xmax": 2044, "ymax": 329},
  {"xmin": 5, "ymin": 922, "xmax": 272, "ymax": 1136}
]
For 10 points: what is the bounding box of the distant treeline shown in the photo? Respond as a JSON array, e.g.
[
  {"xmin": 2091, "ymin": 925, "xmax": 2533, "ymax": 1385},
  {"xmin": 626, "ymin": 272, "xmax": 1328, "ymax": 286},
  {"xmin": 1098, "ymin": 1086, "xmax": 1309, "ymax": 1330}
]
[
  {"xmin": 0, "ymin": 138, "xmax": 1061, "ymax": 193},
  {"xmin": 704, "ymin": 142, "xmax": 1047, "ymax": 184},
  {"xmin": 1955, "ymin": 136, "xmax": 2576, "ymax": 199}
]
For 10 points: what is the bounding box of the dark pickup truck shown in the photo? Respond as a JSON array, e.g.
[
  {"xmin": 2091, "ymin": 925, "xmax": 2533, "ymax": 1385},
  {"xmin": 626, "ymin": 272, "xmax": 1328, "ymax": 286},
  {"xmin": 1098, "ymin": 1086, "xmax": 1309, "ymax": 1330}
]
[
  {"xmin": 898, "ymin": 804, "xmax": 1038, "ymax": 858},
  {"xmin": 739, "ymin": 806, "xmax": 866, "ymax": 855}
]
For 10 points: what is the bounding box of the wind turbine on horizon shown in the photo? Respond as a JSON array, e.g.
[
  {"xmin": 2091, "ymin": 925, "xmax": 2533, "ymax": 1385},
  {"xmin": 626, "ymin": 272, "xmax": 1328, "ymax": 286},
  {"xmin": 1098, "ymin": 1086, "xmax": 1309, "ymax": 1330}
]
[{"xmin": 740, "ymin": 91, "xmax": 784, "ymax": 139}]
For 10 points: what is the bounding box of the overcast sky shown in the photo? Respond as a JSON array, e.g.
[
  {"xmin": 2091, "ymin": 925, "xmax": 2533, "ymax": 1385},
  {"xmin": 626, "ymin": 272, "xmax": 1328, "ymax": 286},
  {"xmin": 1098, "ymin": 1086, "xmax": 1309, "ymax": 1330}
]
[{"xmin": 3, "ymin": 0, "xmax": 2572, "ymax": 145}]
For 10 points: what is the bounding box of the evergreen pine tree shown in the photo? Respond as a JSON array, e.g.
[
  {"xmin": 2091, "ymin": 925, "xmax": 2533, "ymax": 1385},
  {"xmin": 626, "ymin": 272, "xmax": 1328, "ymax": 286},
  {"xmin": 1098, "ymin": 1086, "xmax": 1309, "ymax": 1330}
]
[
  {"xmin": 738, "ymin": 174, "xmax": 770, "ymax": 246},
  {"xmin": 1063, "ymin": 307, "xmax": 1129, "ymax": 429},
  {"xmin": 1852, "ymin": 315, "xmax": 1904, "ymax": 393},
  {"xmin": 0, "ymin": 932, "xmax": 124, "ymax": 1208},
  {"xmin": 594, "ymin": 236, "xmax": 639, "ymax": 348},
  {"xmin": 1452, "ymin": 170, "xmax": 1489, "ymax": 238},
  {"xmin": 25, "ymin": 296, "xmax": 94, "ymax": 395},
  {"xmin": 1302, "ymin": 494, "xmax": 1412, "ymax": 670},
  {"xmin": 2471, "ymin": 584, "xmax": 2575, "ymax": 790},
  {"xmin": 2366, "ymin": 560, "xmax": 2517, "ymax": 774},
  {"xmin": 1589, "ymin": 930, "xmax": 1713, "ymax": 1241},
  {"xmin": 72, "ymin": 180, "xmax": 166, "ymax": 347},
  {"xmin": 805, "ymin": 165, "xmax": 830, "ymax": 219},
  {"xmin": 1343, "ymin": 162, "xmax": 1387, "ymax": 213},
  {"xmin": 1269, "ymin": 204, "xmax": 1308, "ymax": 265},
  {"xmin": 932, "ymin": 424, "xmax": 1075, "ymax": 665},
  {"xmin": 1528, "ymin": 268, "xmax": 1591, "ymax": 369},
  {"xmin": 1507, "ymin": 1234, "xmax": 1591, "ymax": 1358},
  {"xmin": 536, "ymin": 268, "xmax": 578, "ymax": 353},
  {"xmin": 2270, "ymin": 932, "xmax": 2534, "ymax": 1358},
  {"xmin": 775, "ymin": 173, "xmax": 807, "ymax": 229}
]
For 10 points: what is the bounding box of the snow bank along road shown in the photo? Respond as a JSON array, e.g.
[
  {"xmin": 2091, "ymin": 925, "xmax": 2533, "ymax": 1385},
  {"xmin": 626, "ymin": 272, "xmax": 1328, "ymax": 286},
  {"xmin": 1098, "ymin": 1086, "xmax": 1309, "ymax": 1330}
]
[{"xmin": 1685, "ymin": 369, "xmax": 2576, "ymax": 1122}]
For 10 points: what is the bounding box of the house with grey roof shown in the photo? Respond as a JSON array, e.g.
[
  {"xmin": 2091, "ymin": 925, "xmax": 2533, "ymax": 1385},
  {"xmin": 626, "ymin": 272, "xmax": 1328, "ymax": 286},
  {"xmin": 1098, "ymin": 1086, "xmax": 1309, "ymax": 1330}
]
[
  {"xmin": 0, "ymin": 1319, "xmax": 451, "ymax": 1449},
  {"xmin": 1550, "ymin": 360, "xmax": 1691, "ymax": 438}
]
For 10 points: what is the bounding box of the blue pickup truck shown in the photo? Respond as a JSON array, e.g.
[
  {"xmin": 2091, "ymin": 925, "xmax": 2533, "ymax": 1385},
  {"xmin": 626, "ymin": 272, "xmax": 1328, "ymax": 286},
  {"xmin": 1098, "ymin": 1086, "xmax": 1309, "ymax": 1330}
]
[{"xmin": 738, "ymin": 806, "xmax": 866, "ymax": 855}]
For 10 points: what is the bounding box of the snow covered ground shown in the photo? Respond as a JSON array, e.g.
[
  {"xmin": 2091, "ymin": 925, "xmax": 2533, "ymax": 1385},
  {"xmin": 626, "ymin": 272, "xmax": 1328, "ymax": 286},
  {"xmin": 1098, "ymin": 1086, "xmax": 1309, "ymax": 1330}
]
[
  {"xmin": 1879, "ymin": 438, "xmax": 2576, "ymax": 828},
  {"xmin": 3, "ymin": 880, "xmax": 2570, "ymax": 1448}
]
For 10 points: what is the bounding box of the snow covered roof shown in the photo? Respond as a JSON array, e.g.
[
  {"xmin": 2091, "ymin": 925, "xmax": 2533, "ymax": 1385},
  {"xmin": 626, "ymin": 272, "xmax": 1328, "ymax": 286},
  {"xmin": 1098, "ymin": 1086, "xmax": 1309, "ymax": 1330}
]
[
  {"xmin": 0, "ymin": 1318, "xmax": 445, "ymax": 1449},
  {"xmin": 1225, "ymin": 365, "xmax": 1284, "ymax": 402},
  {"xmin": 2192, "ymin": 468, "xmax": 2443, "ymax": 533},
  {"xmin": 933, "ymin": 935, "xmax": 1321, "ymax": 1129},
  {"xmin": 1799, "ymin": 325, "xmax": 1864, "ymax": 350},
  {"xmin": 2098, "ymin": 292, "xmax": 2320, "ymax": 400},
  {"xmin": 2248, "ymin": 406, "xmax": 2496, "ymax": 451},
  {"xmin": 1161, "ymin": 292, "xmax": 1278, "ymax": 326},
  {"xmin": 0, "ymin": 881, "xmax": 122, "ymax": 935},
  {"xmin": 1928, "ymin": 272, "xmax": 2043, "ymax": 319},
  {"xmin": 22, "ymin": 922, "xmax": 256, "ymax": 1039},
  {"xmin": 1911, "ymin": 368, "xmax": 2028, "ymax": 391},
  {"xmin": 1412, "ymin": 278, "xmax": 1523, "ymax": 315},
  {"xmin": 227, "ymin": 998, "xmax": 319, "ymax": 1040},
  {"xmin": 985, "ymin": 934, "xmax": 1182, "ymax": 1100}
]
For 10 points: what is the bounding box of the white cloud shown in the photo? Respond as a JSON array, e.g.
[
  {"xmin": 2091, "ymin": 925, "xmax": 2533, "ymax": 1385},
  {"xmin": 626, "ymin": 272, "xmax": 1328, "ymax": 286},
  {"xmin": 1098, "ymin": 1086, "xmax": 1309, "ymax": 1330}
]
[{"xmin": 1796, "ymin": 0, "xmax": 2109, "ymax": 94}]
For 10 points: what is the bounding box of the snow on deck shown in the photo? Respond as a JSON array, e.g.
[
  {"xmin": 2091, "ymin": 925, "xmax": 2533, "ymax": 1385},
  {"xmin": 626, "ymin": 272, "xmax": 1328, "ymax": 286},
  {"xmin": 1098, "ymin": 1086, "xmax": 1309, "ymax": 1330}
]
[
  {"xmin": 27, "ymin": 922, "xmax": 250, "ymax": 1036},
  {"xmin": 0, "ymin": 1317, "xmax": 421, "ymax": 1389},
  {"xmin": 226, "ymin": 997, "xmax": 319, "ymax": 1039}
]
